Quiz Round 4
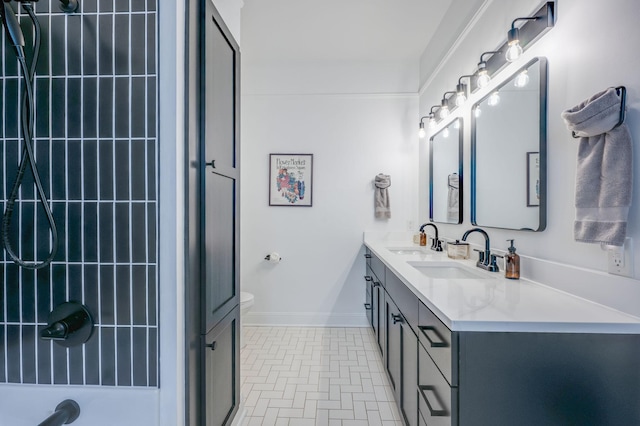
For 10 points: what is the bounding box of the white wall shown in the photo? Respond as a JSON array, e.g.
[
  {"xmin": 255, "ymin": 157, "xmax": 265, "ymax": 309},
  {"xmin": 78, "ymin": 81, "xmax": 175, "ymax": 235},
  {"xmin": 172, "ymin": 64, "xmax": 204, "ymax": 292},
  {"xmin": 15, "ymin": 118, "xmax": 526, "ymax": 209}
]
[
  {"xmin": 241, "ymin": 93, "xmax": 418, "ymax": 325},
  {"xmin": 419, "ymin": 0, "xmax": 640, "ymax": 316}
]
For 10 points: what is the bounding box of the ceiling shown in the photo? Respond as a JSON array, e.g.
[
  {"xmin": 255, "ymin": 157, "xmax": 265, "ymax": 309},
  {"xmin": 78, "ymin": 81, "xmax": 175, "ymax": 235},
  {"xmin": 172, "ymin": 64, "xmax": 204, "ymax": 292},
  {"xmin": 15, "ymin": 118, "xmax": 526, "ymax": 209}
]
[{"xmin": 241, "ymin": 0, "xmax": 469, "ymax": 65}]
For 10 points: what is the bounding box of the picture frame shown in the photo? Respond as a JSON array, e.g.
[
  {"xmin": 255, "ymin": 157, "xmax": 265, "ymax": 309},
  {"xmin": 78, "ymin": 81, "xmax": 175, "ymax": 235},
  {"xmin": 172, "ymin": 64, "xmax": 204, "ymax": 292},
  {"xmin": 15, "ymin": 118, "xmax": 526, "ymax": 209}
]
[
  {"xmin": 526, "ymin": 152, "xmax": 540, "ymax": 207},
  {"xmin": 269, "ymin": 153, "xmax": 313, "ymax": 207}
]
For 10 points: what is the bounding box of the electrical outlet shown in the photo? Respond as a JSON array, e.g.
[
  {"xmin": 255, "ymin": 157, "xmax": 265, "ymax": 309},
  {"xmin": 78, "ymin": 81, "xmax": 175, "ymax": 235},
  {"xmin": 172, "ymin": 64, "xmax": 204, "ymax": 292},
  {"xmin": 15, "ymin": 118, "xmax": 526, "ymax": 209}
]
[{"xmin": 608, "ymin": 237, "xmax": 633, "ymax": 277}]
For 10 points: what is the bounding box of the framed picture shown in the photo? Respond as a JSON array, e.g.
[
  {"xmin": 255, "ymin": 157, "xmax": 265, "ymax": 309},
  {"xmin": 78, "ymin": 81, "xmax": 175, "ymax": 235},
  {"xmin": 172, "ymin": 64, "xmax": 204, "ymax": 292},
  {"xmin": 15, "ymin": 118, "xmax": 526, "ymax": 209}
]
[
  {"xmin": 526, "ymin": 152, "xmax": 540, "ymax": 207},
  {"xmin": 269, "ymin": 154, "xmax": 313, "ymax": 207}
]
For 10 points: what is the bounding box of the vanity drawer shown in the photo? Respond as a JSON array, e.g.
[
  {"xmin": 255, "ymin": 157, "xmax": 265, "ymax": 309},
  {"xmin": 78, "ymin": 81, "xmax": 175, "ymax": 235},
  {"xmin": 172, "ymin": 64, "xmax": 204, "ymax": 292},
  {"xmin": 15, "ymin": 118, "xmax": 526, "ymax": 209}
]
[
  {"xmin": 370, "ymin": 252, "xmax": 386, "ymax": 287},
  {"xmin": 419, "ymin": 344, "xmax": 457, "ymax": 426},
  {"xmin": 418, "ymin": 302, "xmax": 457, "ymax": 386},
  {"xmin": 385, "ymin": 270, "xmax": 418, "ymax": 332}
]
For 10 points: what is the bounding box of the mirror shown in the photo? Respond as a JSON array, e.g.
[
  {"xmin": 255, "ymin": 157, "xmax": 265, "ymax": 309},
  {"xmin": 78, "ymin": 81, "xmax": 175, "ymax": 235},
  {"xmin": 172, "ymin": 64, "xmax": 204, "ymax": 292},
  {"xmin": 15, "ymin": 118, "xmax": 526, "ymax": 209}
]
[
  {"xmin": 430, "ymin": 117, "xmax": 463, "ymax": 224},
  {"xmin": 471, "ymin": 57, "xmax": 547, "ymax": 231}
]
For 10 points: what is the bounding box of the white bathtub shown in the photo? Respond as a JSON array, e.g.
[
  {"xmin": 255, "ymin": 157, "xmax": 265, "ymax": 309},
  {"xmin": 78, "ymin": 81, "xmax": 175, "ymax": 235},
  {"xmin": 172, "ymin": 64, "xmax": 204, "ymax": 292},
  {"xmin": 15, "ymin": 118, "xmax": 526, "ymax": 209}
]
[{"xmin": 0, "ymin": 384, "xmax": 160, "ymax": 426}]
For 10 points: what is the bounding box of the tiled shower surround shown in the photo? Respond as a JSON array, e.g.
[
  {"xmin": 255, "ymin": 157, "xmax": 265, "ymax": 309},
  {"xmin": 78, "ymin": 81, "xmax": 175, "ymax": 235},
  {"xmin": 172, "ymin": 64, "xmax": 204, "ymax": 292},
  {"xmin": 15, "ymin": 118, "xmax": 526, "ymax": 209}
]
[{"xmin": 0, "ymin": 0, "xmax": 158, "ymax": 386}]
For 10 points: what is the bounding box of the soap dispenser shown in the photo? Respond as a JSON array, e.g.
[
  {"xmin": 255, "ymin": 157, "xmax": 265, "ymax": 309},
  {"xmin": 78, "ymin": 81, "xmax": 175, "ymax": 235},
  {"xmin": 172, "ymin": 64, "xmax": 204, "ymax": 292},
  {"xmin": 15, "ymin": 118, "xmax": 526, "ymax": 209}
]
[
  {"xmin": 419, "ymin": 231, "xmax": 427, "ymax": 246},
  {"xmin": 505, "ymin": 239, "xmax": 520, "ymax": 280}
]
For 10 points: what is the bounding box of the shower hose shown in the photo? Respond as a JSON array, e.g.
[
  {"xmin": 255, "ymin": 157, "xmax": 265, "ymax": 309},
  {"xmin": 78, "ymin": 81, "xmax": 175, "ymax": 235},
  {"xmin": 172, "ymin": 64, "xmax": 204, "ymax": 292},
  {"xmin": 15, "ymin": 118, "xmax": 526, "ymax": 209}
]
[{"xmin": 1, "ymin": 3, "xmax": 58, "ymax": 269}]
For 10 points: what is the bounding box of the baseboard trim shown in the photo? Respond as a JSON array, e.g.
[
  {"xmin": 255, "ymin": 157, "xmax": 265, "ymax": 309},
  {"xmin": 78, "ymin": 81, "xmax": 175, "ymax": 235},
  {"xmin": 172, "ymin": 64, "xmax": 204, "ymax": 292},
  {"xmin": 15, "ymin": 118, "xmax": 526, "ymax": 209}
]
[{"xmin": 244, "ymin": 312, "xmax": 369, "ymax": 327}]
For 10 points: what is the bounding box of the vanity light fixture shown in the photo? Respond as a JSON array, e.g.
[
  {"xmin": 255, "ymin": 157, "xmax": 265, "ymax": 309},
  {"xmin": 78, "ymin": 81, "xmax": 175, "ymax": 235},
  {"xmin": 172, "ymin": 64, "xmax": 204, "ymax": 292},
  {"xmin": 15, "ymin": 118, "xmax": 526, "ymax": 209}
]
[
  {"xmin": 488, "ymin": 91, "xmax": 501, "ymax": 106},
  {"xmin": 514, "ymin": 69, "xmax": 530, "ymax": 87},
  {"xmin": 456, "ymin": 75, "xmax": 474, "ymax": 107},
  {"xmin": 418, "ymin": 116, "xmax": 428, "ymax": 139},
  {"xmin": 476, "ymin": 51, "xmax": 500, "ymax": 89},
  {"xmin": 428, "ymin": 106, "xmax": 439, "ymax": 129},
  {"xmin": 505, "ymin": 3, "xmax": 555, "ymax": 62},
  {"xmin": 439, "ymin": 91, "xmax": 456, "ymax": 119}
]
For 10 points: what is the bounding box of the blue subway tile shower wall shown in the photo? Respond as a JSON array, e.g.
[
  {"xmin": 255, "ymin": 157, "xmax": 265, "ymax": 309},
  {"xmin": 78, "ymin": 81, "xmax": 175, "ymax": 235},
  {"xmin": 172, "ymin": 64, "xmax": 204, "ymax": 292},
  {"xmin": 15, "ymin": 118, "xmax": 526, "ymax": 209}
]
[{"xmin": 0, "ymin": 1, "xmax": 158, "ymax": 386}]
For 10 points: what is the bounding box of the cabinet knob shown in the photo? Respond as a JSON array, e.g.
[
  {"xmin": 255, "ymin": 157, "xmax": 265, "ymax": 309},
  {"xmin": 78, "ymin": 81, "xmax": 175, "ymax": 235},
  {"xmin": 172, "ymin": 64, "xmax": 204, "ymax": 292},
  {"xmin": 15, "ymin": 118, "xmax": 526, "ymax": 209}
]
[
  {"xmin": 205, "ymin": 341, "xmax": 217, "ymax": 351},
  {"xmin": 392, "ymin": 314, "xmax": 404, "ymax": 324},
  {"xmin": 364, "ymin": 254, "xmax": 372, "ymax": 259},
  {"xmin": 364, "ymin": 276, "xmax": 373, "ymax": 282},
  {"xmin": 373, "ymin": 281, "xmax": 381, "ymax": 287},
  {"xmin": 364, "ymin": 303, "xmax": 372, "ymax": 310},
  {"xmin": 205, "ymin": 159, "xmax": 216, "ymax": 170}
]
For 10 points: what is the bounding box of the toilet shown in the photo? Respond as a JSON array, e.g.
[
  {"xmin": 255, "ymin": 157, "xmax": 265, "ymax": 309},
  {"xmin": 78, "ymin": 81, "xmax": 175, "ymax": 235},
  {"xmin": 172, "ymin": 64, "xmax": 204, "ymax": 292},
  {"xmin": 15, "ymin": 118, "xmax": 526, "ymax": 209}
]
[{"xmin": 240, "ymin": 291, "xmax": 255, "ymax": 349}]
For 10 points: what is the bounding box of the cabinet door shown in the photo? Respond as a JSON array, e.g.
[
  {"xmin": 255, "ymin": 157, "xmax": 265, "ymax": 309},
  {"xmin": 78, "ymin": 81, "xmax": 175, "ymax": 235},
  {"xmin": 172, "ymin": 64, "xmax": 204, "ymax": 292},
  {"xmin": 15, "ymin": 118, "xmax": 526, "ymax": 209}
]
[
  {"xmin": 386, "ymin": 295, "xmax": 402, "ymax": 399},
  {"xmin": 402, "ymin": 326, "xmax": 418, "ymax": 426},
  {"xmin": 371, "ymin": 282, "xmax": 379, "ymax": 338},
  {"xmin": 204, "ymin": 306, "xmax": 240, "ymax": 426},
  {"xmin": 202, "ymin": 0, "xmax": 240, "ymax": 333}
]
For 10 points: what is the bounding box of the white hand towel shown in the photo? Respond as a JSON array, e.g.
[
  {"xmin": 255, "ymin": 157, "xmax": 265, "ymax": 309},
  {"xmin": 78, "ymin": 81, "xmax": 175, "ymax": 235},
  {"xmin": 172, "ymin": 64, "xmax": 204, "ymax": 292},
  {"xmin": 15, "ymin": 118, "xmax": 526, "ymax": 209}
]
[
  {"xmin": 374, "ymin": 174, "xmax": 391, "ymax": 219},
  {"xmin": 561, "ymin": 88, "xmax": 632, "ymax": 246}
]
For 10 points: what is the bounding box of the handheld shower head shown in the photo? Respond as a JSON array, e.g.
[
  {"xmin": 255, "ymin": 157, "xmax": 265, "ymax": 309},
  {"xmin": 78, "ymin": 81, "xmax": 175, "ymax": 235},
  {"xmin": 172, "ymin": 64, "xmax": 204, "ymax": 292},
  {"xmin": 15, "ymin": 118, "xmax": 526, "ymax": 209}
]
[{"xmin": 0, "ymin": 2, "xmax": 25, "ymax": 57}]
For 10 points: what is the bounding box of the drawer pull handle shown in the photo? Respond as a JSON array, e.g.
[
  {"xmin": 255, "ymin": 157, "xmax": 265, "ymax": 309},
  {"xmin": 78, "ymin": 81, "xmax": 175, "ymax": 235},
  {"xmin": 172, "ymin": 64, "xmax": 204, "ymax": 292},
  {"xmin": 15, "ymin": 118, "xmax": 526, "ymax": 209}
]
[
  {"xmin": 419, "ymin": 385, "xmax": 448, "ymax": 417},
  {"xmin": 205, "ymin": 341, "xmax": 217, "ymax": 351},
  {"xmin": 364, "ymin": 254, "xmax": 372, "ymax": 259},
  {"xmin": 392, "ymin": 313, "xmax": 404, "ymax": 324},
  {"xmin": 373, "ymin": 281, "xmax": 381, "ymax": 287},
  {"xmin": 419, "ymin": 325, "xmax": 448, "ymax": 348},
  {"xmin": 364, "ymin": 276, "xmax": 373, "ymax": 282},
  {"xmin": 364, "ymin": 303, "xmax": 372, "ymax": 310}
]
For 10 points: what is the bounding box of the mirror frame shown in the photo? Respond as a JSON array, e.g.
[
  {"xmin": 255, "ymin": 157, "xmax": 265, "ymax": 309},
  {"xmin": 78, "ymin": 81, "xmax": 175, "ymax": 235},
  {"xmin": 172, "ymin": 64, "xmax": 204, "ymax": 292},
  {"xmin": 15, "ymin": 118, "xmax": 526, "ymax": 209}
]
[
  {"xmin": 471, "ymin": 57, "xmax": 547, "ymax": 231},
  {"xmin": 429, "ymin": 117, "xmax": 463, "ymax": 224}
]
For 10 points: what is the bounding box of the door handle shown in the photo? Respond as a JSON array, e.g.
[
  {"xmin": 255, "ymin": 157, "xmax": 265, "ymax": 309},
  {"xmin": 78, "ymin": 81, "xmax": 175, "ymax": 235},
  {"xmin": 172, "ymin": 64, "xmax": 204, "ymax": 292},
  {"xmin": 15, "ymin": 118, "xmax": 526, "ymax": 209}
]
[
  {"xmin": 392, "ymin": 313, "xmax": 403, "ymax": 324},
  {"xmin": 205, "ymin": 341, "xmax": 217, "ymax": 351},
  {"xmin": 205, "ymin": 159, "xmax": 216, "ymax": 170}
]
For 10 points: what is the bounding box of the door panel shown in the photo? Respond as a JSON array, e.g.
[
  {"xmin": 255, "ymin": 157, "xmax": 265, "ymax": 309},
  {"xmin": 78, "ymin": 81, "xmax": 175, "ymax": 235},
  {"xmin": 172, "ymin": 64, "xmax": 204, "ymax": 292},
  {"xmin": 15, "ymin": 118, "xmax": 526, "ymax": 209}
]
[
  {"xmin": 204, "ymin": 306, "xmax": 240, "ymax": 426},
  {"xmin": 204, "ymin": 173, "xmax": 236, "ymax": 331}
]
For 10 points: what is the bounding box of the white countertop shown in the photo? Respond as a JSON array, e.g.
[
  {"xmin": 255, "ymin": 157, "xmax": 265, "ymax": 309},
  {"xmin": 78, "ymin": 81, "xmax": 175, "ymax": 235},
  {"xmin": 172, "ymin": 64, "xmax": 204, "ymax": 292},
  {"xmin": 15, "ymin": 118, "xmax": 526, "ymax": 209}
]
[{"xmin": 364, "ymin": 233, "xmax": 640, "ymax": 334}]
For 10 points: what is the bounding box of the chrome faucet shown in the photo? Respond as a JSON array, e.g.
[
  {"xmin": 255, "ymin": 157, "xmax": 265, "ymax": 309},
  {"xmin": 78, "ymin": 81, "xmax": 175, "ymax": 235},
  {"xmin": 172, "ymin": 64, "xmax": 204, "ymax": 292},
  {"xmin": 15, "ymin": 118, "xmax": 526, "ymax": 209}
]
[
  {"xmin": 461, "ymin": 228, "xmax": 499, "ymax": 272},
  {"xmin": 419, "ymin": 223, "xmax": 443, "ymax": 251}
]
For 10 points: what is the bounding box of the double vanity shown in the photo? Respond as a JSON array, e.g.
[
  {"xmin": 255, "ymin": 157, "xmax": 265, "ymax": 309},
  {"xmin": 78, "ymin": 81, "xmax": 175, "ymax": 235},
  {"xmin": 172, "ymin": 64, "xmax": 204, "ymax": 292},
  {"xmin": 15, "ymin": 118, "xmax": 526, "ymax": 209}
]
[{"xmin": 363, "ymin": 233, "xmax": 640, "ymax": 426}]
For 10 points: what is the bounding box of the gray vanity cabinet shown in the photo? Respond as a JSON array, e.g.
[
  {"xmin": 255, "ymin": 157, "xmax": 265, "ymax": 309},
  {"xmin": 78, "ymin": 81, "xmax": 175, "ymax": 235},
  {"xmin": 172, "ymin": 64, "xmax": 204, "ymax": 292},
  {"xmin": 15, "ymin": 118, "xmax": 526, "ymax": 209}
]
[
  {"xmin": 363, "ymin": 248, "xmax": 640, "ymax": 426},
  {"xmin": 365, "ymin": 250, "xmax": 385, "ymax": 357}
]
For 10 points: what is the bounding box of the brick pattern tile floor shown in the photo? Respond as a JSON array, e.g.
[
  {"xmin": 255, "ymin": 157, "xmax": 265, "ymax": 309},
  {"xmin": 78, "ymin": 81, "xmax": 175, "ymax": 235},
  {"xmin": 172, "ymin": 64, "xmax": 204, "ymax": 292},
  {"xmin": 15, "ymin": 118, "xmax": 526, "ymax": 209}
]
[{"xmin": 240, "ymin": 327, "xmax": 403, "ymax": 426}]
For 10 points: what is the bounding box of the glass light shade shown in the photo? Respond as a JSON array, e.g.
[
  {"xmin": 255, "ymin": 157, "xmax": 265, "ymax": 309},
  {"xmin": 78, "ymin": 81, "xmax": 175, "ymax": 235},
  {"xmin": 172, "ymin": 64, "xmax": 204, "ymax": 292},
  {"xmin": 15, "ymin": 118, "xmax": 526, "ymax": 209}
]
[
  {"xmin": 439, "ymin": 106, "xmax": 450, "ymax": 119},
  {"xmin": 488, "ymin": 91, "xmax": 500, "ymax": 106},
  {"xmin": 418, "ymin": 122, "xmax": 426, "ymax": 139},
  {"xmin": 514, "ymin": 70, "xmax": 530, "ymax": 87},
  {"xmin": 505, "ymin": 41, "xmax": 523, "ymax": 62},
  {"xmin": 477, "ymin": 70, "xmax": 490, "ymax": 88},
  {"xmin": 455, "ymin": 92, "xmax": 466, "ymax": 107}
]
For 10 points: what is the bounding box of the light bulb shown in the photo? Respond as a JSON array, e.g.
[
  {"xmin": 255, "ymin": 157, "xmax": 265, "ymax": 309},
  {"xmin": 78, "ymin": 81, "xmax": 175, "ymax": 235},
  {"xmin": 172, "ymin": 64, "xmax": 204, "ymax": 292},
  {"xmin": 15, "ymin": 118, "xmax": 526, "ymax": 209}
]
[
  {"xmin": 488, "ymin": 91, "xmax": 500, "ymax": 106},
  {"xmin": 428, "ymin": 117, "xmax": 436, "ymax": 130},
  {"xmin": 439, "ymin": 106, "xmax": 449, "ymax": 119},
  {"xmin": 474, "ymin": 107, "xmax": 482, "ymax": 118},
  {"xmin": 514, "ymin": 69, "xmax": 529, "ymax": 88},
  {"xmin": 443, "ymin": 128, "xmax": 450, "ymax": 138},
  {"xmin": 455, "ymin": 92, "xmax": 466, "ymax": 107},
  {"xmin": 418, "ymin": 127, "xmax": 426, "ymax": 139},
  {"xmin": 477, "ymin": 70, "xmax": 490, "ymax": 89},
  {"xmin": 505, "ymin": 41, "xmax": 523, "ymax": 62}
]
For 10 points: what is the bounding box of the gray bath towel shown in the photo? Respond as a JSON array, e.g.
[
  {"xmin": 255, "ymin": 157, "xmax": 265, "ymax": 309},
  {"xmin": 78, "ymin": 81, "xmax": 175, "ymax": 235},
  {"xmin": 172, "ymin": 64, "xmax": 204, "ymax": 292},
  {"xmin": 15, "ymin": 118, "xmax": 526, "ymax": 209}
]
[
  {"xmin": 561, "ymin": 87, "xmax": 632, "ymax": 246},
  {"xmin": 374, "ymin": 174, "xmax": 391, "ymax": 219},
  {"xmin": 447, "ymin": 173, "xmax": 459, "ymax": 222}
]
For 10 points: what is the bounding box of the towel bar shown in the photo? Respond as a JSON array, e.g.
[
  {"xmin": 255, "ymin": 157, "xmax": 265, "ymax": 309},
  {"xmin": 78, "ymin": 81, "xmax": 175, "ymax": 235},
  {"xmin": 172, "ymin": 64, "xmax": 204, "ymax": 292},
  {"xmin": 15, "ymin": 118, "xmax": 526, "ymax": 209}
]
[{"xmin": 571, "ymin": 86, "xmax": 626, "ymax": 138}]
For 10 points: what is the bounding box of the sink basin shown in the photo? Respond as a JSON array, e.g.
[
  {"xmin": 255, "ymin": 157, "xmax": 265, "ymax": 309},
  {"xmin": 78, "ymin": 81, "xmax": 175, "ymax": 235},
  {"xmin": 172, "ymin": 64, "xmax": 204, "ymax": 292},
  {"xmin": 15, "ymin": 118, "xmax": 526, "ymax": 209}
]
[
  {"xmin": 387, "ymin": 247, "xmax": 431, "ymax": 255},
  {"xmin": 408, "ymin": 261, "xmax": 493, "ymax": 279}
]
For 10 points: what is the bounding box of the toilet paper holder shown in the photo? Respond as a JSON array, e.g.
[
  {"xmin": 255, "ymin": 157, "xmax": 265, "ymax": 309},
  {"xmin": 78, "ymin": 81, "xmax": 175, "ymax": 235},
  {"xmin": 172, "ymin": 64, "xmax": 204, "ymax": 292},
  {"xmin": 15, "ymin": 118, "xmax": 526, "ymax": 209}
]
[{"xmin": 264, "ymin": 252, "xmax": 282, "ymax": 262}]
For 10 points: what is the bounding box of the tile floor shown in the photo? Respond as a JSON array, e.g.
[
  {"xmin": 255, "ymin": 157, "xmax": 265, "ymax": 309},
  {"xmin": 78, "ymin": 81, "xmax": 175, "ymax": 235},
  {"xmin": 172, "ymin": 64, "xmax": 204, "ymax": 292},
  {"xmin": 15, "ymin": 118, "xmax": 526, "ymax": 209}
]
[{"xmin": 239, "ymin": 327, "xmax": 403, "ymax": 426}]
